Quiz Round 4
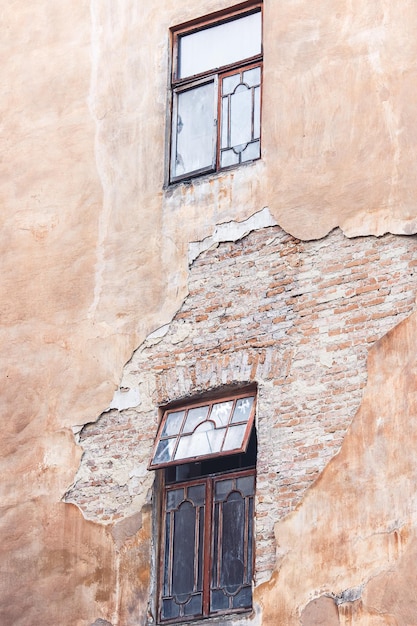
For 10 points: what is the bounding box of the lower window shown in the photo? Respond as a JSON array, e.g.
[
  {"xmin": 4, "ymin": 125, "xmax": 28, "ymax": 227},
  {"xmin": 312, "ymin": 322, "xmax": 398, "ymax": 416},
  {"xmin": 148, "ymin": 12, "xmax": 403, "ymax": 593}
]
[
  {"xmin": 149, "ymin": 389, "xmax": 257, "ymax": 623},
  {"xmin": 160, "ymin": 467, "xmax": 255, "ymax": 622}
]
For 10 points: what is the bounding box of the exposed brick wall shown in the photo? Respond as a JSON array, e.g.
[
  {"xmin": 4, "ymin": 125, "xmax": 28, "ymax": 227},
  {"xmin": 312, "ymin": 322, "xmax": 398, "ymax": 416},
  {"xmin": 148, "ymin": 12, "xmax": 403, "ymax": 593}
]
[{"xmin": 66, "ymin": 227, "xmax": 416, "ymax": 585}]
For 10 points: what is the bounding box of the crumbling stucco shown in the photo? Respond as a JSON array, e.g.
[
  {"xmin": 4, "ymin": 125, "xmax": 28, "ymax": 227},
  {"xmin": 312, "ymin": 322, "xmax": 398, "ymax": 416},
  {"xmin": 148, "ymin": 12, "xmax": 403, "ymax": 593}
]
[{"xmin": 2, "ymin": 1, "xmax": 417, "ymax": 625}]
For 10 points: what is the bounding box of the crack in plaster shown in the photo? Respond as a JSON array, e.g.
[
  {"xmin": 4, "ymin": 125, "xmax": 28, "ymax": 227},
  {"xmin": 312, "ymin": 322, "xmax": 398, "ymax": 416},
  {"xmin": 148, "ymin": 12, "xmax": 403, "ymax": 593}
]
[
  {"xmin": 188, "ymin": 206, "xmax": 278, "ymax": 265},
  {"xmin": 87, "ymin": 1, "xmax": 112, "ymax": 319}
]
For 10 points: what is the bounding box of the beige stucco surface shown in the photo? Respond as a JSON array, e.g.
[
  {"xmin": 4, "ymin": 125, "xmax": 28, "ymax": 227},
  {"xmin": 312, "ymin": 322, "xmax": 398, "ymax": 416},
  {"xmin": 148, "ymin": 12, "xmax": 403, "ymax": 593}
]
[{"xmin": 1, "ymin": 1, "xmax": 416, "ymax": 624}]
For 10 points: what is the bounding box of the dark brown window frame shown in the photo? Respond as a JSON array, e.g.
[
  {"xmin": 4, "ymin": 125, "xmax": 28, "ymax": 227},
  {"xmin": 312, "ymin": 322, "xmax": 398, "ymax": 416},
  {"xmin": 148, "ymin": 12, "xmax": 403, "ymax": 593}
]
[
  {"xmin": 149, "ymin": 389, "xmax": 256, "ymax": 470},
  {"xmin": 169, "ymin": 1, "xmax": 263, "ymax": 184}
]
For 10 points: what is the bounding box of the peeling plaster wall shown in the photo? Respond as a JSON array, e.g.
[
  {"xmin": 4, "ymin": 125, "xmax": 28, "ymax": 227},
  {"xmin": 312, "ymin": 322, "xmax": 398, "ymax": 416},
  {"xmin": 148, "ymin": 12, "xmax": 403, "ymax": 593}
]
[
  {"xmin": 67, "ymin": 226, "xmax": 416, "ymax": 623},
  {"xmin": 1, "ymin": 1, "xmax": 417, "ymax": 625}
]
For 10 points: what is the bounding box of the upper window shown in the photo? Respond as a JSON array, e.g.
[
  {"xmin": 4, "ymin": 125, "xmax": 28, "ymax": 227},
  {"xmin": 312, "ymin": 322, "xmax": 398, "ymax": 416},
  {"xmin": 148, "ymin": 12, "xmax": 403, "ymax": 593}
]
[{"xmin": 169, "ymin": 3, "xmax": 263, "ymax": 183}]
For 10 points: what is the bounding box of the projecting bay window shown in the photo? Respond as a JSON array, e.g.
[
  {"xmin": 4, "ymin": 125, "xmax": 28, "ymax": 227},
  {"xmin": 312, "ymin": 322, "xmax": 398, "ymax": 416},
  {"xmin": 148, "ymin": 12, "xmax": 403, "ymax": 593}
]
[
  {"xmin": 149, "ymin": 390, "xmax": 257, "ymax": 623},
  {"xmin": 169, "ymin": 3, "xmax": 263, "ymax": 183}
]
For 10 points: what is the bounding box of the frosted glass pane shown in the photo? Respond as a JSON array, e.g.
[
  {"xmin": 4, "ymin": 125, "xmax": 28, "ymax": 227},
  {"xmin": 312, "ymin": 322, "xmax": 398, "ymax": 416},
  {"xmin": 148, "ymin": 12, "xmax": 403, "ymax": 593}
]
[
  {"xmin": 211, "ymin": 401, "xmax": 233, "ymax": 427},
  {"xmin": 183, "ymin": 405, "xmax": 209, "ymax": 433},
  {"xmin": 253, "ymin": 86, "xmax": 261, "ymax": 138},
  {"xmin": 230, "ymin": 84, "xmax": 252, "ymax": 148},
  {"xmin": 178, "ymin": 11, "xmax": 261, "ymax": 78},
  {"xmin": 222, "ymin": 73, "xmax": 240, "ymax": 96},
  {"xmin": 221, "ymin": 97, "xmax": 228, "ymax": 149},
  {"xmin": 175, "ymin": 424, "xmax": 225, "ymax": 460},
  {"xmin": 152, "ymin": 438, "xmax": 176, "ymax": 465},
  {"xmin": 231, "ymin": 397, "xmax": 254, "ymax": 423},
  {"xmin": 241, "ymin": 140, "xmax": 260, "ymax": 163},
  {"xmin": 243, "ymin": 66, "xmax": 261, "ymax": 87},
  {"xmin": 162, "ymin": 410, "xmax": 185, "ymax": 436},
  {"xmin": 172, "ymin": 82, "xmax": 215, "ymax": 178},
  {"xmin": 221, "ymin": 149, "xmax": 239, "ymax": 168},
  {"xmin": 222, "ymin": 424, "xmax": 247, "ymax": 451}
]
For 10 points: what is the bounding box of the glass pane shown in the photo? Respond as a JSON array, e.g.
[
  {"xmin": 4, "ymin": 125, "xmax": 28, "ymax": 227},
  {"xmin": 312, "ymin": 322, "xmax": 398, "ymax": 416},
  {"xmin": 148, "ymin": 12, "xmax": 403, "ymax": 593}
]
[
  {"xmin": 178, "ymin": 11, "xmax": 261, "ymax": 78},
  {"xmin": 166, "ymin": 487, "xmax": 185, "ymax": 511},
  {"xmin": 187, "ymin": 484, "xmax": 206, "ymax": 507},
  {"xmin": 241, "ymin": 140, "xmax": 260, "ymax": 163},
  {"xmin": 230, "ymin": 83, "xmax": 252, "ymax": 149},
  {"xmin": 172, "ymin": 501, "xmax": 197, "ymax": 602},
  {"xmin": 243, "ymin": 66, "xmax": 261, "ymax": 87},
  {"xmin": 162, "ymin": 410, "xmax": 185, "ymax": 437},
  {"xmin": 211, "ymin": 401, "xmax": 233, "ymax": 427},
  {"xmin": 221, "ymin": 97, "xmax": 228, "ymax": 149},
  {"xmin": 175, "ymin": 423, "xmax": 224, "ymax": 460},
  {"xmin": 231, "ymin": 397, "xmax": 254, "ymax": 423},
  {"xmin": 210, "ymin": 589, "xmax": 229, "ymax": 611},
  {"xmin": 184, "ymin": 593, "xmax": 203, "ymax": 616},
  {"xmin": 222, "ymin": 73, "xmax": 240, "ymax": 96},
  {"xmin": 183, "ymin": 405, "xmax": 209, "ymax": 433},
  {"xmin": 233, "ymin": 585, "xmax": 252, "ymax": 609},
  {"xmin": 152, "ymin": 438, "xmax": 176, "ymax": 465},
  {"xmin": 220, "ymin": 492, "xmax": 245, "ymax": 593},
  {"xmin": 236, "ymin": 474, "xmax": 255, "ymax": 497},
  {"xmin": 163, "ymin": 512, "xmax": 171, "ymax": 595},
  {"xmin": 221, "ymin": 148, "xmax": 239, "ymax": 168},
  {"xmin": 222, "ymin": 424, "xmax": 247, "ymax": 452},
  {"xmin": 162, "ymin": 598, "xmax": 180, "ymax": 620},
  {"xmin": 214, "ymin": 478, "xmax": 233, "ymax": 502},
  {"xmin": 172, "ymin": 82, "xmax": 215, "ymax": 178},
  {"xmin": 253, "ymin": 85, "xmax": 261, "ymax": 138}
]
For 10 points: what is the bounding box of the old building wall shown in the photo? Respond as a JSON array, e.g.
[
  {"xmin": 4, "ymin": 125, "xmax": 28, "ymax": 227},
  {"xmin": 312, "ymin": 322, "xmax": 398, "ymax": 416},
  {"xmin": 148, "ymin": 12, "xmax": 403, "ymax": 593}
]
[
  {"xmin": 67, "ymin": 226, "xmax": 416, "ymax": 623},
  {"xmin": 1, "ymin": 0, "xmax": 417, "ymax": 624}
]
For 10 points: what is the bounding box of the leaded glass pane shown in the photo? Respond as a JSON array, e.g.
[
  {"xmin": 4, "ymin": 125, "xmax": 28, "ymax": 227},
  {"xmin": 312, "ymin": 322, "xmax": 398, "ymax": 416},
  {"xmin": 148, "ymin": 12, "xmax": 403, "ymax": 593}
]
[
  {"xmin": 184, "ymin": 594, "xmax": 203, "ymax": 616},
  {"xmin": 172, "ymin": 82, "xmax": 215, "ymax": 179},
  {"xmin": 187, "ymin": 484, "xmax": 206, "ymax": 507},
  {"xmin": 221, "ymin": 149, "xmax": 239, "ymax": 168},
  {"xmin": 236, "ymin": 474, "xmax": 255, "ymax": 498},
  {"xmin": 222, "ymin": 424, "xmax": 247, "ymax": 451},
  {"xmin": 172, "ymin": 501, "xmax": 197, "ymax": 602},
  {"xmin": 233, "ymin": 585, "xmax": 252, "ymax": 609},
  {"xmin": 211, "ymin": 401, "xmax": 233, "ymax": 427},
  {"xmin": 241, "ymin": 140, "xmax": 260, "ymax": 162},
  {"xmin": 183, "ymin": 405, "xmax": 209, "ymax": 433},
  {"xmin": 254, "ymin": 86, "xmax": 261, "ymax": 138},
  {"xmin": 230, "ymin": 83, "xmax": 252, "ymax": 149},
  {"xmin": 243, "ymin": 66, "xmax": 261, "ymax": 87},
  {"xmin": 214, "ymin": 478, "xmax": 233, "ymax": 502},
  {"xmin": 220, "ymin": 492, "xmax": 245, "ymax": 593},
  {"xmin": 178, "ymin": 11, "xmax": 261, "ymax": 79},
  {"xmin": 210, "ymin": 589, "xmax": 229, "ymax": 611},
  {"xmin": 175, "ymin": 424, "xmax": 225, "ymax": 460},
  {"xmin": 162, "ymin": 410, "xmax": 185, "ymax": 437},
  {"xmin": 222, "ymin": 73, "xmax": 240, "ymax": 96},
  {"xmin": 152, "ymin": 438, "xmax": 176, "ymax": 465},
  {"xmin": 166, "ymin": 487, "xmax": 185, "ymax": 511},
  {"xmin": 232, "ymin": 396, "xmax": 254, "ymax": 423}
]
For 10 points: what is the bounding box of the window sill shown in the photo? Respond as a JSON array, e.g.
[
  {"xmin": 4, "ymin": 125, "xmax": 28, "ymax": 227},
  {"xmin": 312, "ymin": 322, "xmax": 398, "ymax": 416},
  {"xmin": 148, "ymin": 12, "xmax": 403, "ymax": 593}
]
[{"xmin": 164, "ymin": 157, "xmax": 261, "ymax": 194}]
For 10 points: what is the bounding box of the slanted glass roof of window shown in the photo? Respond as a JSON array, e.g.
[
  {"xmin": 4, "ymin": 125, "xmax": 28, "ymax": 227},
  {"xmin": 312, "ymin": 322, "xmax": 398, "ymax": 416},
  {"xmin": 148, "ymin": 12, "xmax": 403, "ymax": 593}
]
[
  {"xmin": 149, "ymin": 392, "xmax": 256, "ymax": 469},
  {"xmin": 178, "ymin": 10, "xmax": 262, "ymax": 79}
]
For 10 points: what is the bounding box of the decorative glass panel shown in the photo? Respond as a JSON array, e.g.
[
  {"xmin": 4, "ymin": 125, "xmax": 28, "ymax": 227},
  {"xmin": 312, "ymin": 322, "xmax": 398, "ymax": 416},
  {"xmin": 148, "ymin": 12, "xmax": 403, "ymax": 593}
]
[
  {"xmin": 161, "ymin": 487, "xmax": 205, "ymax": 622},
  {"xmin": 171, "ymin": 81, "xmax": 216, "ymax": 179},
  {"xmin": 232, "ymin": 397, "xmax": 254, "ymax": 423},
  {"xmin": 223, "ymin": 424, "xmax": 247, "ymax": 451},
  {"xmin": 220, "ymin": 66, "xmax": 261, "ymax": 168},
  {"xmin": 162, "ymin": 411, "xmax": 185, "ymax": 437},
  {"xmin": 150, "ymin": 393, "xmax": 256, "ymax": 469},
  {"xmin": 211, "ymin": 401, "xmax": 233, "ymax": 427},
  {"xmin": 210, "ymin": 473, "xmax": 254, "ymax": 614},
  {"xmin": 183, "ymin": 405, "xmax": 209, "ymax": 433},
  {"xmin": 178, "ymin": 11, "xmax": 261, "ymax": 79}
]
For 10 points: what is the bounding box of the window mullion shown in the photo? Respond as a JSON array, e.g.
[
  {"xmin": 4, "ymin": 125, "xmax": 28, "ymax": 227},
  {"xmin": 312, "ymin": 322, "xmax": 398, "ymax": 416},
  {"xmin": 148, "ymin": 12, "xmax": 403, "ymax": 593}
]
[{"xmin": 202, "ymin": 477, "xmax": 213, "ymax": 616}]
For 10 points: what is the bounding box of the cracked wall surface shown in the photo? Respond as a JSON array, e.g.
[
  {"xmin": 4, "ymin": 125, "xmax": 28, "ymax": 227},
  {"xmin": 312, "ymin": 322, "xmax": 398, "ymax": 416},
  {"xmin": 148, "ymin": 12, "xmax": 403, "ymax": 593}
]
[
  {"xmin": 67, "ymin": 226, "xmax": 416, "ymax": 622},
  {"xmin": 1, "ymin": 1, "xmax": 417, "ymax": 625}
]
